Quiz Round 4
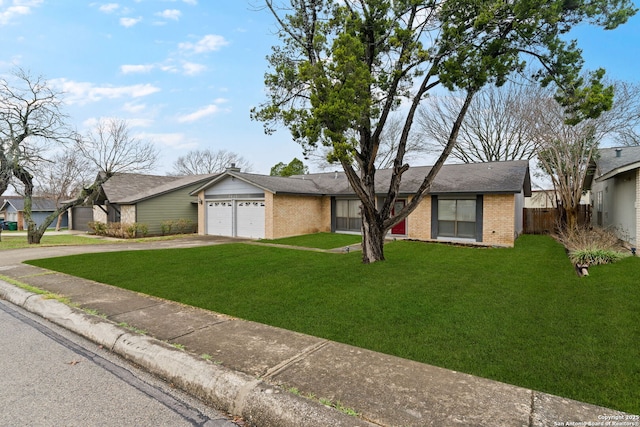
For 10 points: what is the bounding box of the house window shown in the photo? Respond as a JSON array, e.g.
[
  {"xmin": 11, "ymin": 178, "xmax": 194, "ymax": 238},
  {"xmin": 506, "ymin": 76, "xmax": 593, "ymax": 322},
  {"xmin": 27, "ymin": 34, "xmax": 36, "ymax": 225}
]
[
  {"xmin": 336, "ymin": 199, "xmax": 362, "ymax": 232},
  {"xmin": 437, "ymin": 198, "xmax": 477, "ymax": 239}
]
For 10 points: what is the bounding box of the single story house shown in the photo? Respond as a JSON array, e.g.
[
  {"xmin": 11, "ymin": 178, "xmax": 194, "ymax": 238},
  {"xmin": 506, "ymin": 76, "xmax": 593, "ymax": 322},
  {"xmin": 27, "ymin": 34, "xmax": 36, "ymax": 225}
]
[
  {"xmin": 587, "ymin": 146, "xmax": 640, "ymax": 248},
  {"xmin": 190, "ymin": 160, "xmax": 532, "ymax": 247},
  {"xmin": 88, "ymin": 172, "xmax": 219, "ymax": 235},
  {"xmin": 0, "ymin": 196, "xmax": 68, "ymax": 230}
]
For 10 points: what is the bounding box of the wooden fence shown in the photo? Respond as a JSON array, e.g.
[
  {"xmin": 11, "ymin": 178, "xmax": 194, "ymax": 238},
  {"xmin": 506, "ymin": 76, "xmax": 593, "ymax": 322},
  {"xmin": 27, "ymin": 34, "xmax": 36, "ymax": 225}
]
[{"xmin": 523, "ymin": 206, "xmax": 591, "ymax": 235}]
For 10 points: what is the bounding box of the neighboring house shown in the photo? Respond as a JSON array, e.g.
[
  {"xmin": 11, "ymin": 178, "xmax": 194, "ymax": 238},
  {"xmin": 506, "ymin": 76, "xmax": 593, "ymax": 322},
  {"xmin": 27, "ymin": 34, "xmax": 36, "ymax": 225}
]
[
  {"xmin": 191, "ymin": 160, "xmax": 532, "ymax": 247},
  {"xmin": 90, "ymin": 172, "xmax": 219, "ymax": 235},
  {"xmin": 587, "ymin": 146, "xmax": 640, "ymax": 248},
  {"xmin": 0, "ymin": 196, "xmax": 68, "ymax": 230},
  {"xmin": 524, "ymin": 189, "xmax": 591, "ymax": 208}
]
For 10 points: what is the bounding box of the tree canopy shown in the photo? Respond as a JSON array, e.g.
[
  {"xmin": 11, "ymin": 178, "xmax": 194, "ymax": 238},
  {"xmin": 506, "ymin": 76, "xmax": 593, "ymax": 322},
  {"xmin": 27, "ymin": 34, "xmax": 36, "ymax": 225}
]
[
  {"xmin": 270, "ymin": 157, "xmax": 309, "ymax": 176},
  {"xmin": 253, "ymin": 0, "xmax": 636, "ymax": 263},
  {"xmin": 171, "ymin": 149, "xmax": 253, "ymax": 175}
]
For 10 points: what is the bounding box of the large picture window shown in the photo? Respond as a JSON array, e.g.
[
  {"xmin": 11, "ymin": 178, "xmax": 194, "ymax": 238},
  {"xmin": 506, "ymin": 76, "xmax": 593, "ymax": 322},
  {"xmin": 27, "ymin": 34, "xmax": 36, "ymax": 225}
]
[
  {"xmin": 336, "ymin": 199, "xmax": 362, "ymax": 232},
  {"xmin": 437, "ymin": 198, "xmax": 477, "ymax": 239}
]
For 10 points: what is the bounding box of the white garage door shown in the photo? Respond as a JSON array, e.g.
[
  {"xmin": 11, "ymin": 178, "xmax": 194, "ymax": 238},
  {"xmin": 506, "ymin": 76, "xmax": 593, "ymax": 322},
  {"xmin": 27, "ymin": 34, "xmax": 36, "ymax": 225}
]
[
  {"xmin": 236, "ymin": 200, "xmax": 265, "ymax": 238},
  {"xmin": 206, "ymin": 201, "xmax": 233, "ymax": 236}
]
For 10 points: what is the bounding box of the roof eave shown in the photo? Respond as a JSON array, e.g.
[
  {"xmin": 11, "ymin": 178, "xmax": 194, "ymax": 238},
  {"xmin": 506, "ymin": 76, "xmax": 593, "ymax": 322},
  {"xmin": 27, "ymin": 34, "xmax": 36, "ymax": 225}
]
[{"xmin": 596, "ymin": 161, "xmax": 640, "ymax": 182}]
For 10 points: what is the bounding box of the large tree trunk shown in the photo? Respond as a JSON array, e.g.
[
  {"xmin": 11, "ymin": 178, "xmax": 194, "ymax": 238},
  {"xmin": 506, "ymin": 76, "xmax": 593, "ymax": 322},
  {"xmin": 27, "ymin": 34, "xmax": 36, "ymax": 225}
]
[{"xmin": 361, "ymin": 212, "xmax": 386, "ymax": 264}]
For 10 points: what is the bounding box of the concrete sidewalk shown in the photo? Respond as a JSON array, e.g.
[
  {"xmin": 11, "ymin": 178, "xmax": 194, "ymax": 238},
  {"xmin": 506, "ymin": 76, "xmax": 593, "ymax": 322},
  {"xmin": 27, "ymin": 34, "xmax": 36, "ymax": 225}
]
[{"xmin": 0, "ymin": 238, "xmax": 631, "ymax": 426}]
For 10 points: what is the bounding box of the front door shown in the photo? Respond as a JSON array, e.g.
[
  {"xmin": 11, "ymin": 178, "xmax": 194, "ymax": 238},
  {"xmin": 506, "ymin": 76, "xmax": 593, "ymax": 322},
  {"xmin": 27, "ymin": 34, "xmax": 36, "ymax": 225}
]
[{"xmin": 391, "ymin": 200, "xmax": 406, "ymax": 235}]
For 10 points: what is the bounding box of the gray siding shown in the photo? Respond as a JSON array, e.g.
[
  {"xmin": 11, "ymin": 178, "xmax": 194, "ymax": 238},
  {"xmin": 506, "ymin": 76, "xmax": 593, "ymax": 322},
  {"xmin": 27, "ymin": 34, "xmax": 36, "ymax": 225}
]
[
  {"xmin": 204, "ymin": 176, "xmax": 263, "ymax": 196},
  {"xmin": 136, "ymin": 184, "xmax": 201, "ymax": 235}
]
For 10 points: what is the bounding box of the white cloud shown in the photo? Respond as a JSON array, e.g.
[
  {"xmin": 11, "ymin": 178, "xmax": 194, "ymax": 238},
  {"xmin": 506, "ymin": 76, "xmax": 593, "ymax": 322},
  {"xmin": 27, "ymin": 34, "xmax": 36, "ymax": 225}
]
[
  {"xmin": 177, "ymin": 101, "xmax": 227, "ymax": 123},
  {"xmin": 51, "ymin": 78, "xmax": 161, "ymax": 105},
  {"xmin": 179, "ymin": 34, "xmax": 228, "ymax": 54},
  {"xmin": 122, "ymin": 102, "xmax": 147, "ymax": 114},
  {"xmin": 98, "ymin": 3, "xmax": 119, "ymax": 13},
  {"xmin": 120, "ymin": 16, "xmax": 141, "ymax": 27},
  {"xmin": 182, "ymin": 62, "xmax": 206, "ymax": 76},
  {"xmin": 156, "ymin": 9, "xmax": 180, "ymax": 20},
  {"xmin": 0, "ymin": 0, "xmax": 43, "ymax": 26},
  {"xmin": 136, "ymin": 132, "xmax": 198, "ymax": 149},
  {"xmin": 182, "ymin": 0, "xmax": 197, "ymax": 5},
  {"xmin": 121, "ymin": 64, "xmax": 154, "ymax": 74}
]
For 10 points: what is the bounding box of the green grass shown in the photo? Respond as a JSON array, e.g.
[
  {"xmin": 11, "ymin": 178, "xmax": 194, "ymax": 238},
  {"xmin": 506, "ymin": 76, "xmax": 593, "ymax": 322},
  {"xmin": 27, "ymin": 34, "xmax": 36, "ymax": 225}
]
[
  {"xmin": 259, "ymin": 232, "xmax": 362, "ymax": 249},
  {"xmin": 25, "ymin": 235, "xmax": 640, "ymax": 414},
  {"xmin": 0, "ymin": 233, "xmax": 193, "ymax": 250},
  {"xmin": 0, "ymin": 234, "xmax": 109, "ymax": 249}
]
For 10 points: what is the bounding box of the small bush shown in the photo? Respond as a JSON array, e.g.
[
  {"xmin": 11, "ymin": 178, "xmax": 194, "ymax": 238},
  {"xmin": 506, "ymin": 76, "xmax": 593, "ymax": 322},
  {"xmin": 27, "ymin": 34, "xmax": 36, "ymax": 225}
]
[
  {"xmin": 554, "ymin": 226, "xmax": 630, "ymax": 266},
  {"xmin": 88, "ymin": 221, "xmax": 148, "ymax": 238},
  {"xmin": 88, "ymin": 221, "xmax": 108, "ymax": 236},
  {"xmin": 160, "ymin": 219, "xmax": 196, "ymax": 235},
  {"xmin": 570, "ymin": 248, "xmax": 629, "ymax": 266}
]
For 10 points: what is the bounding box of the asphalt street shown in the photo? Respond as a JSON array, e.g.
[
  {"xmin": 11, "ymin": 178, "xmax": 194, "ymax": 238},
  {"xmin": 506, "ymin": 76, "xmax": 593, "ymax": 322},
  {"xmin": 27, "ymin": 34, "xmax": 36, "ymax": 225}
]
[{"xmin": 0, "ymin": 299, "xmax": 240, "ymax": 427}]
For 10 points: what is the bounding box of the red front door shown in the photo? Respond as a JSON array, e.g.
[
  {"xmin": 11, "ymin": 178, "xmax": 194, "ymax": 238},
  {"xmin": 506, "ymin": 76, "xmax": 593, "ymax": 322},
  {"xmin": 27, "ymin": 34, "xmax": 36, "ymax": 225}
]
[{"xmin": 391, "ymin": 200, "xmax": 406, "ymax": 235}]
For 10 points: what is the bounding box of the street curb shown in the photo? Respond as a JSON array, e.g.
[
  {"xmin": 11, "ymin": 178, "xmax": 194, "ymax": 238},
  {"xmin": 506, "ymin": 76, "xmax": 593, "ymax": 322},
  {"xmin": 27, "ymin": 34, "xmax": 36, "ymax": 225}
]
[{"xmin": 0, "ymin": 281, "xmax": 376, "ymax": 427}]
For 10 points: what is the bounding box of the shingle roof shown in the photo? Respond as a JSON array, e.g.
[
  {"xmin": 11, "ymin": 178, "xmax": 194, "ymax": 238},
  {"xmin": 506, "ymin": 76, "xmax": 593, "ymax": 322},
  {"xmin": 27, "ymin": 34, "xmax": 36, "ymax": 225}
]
[
  {"xmin": 0, "ymin": 197, "xmax": 60, "ymax": 212},
  {"xmin": 101, "ymin": 173, "xmax": 219, "ymax": 204},
  {"xmin": 196, "ymin": 160, "xmax": 531, "ymax": 197},
  {"xmin": 114, "ymin": 173, "xmax": 219, "ymax": 204},
  {"xmin": 595, "ymin": 146, "xmax": 640, "ymax": 181}
]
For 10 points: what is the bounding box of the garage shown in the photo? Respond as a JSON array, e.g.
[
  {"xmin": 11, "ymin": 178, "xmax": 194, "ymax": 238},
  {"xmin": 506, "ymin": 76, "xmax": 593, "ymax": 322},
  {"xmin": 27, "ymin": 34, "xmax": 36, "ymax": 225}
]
[
  {"xmin": 205, "ymin": 199, "xmax": 265, "ymax": 239},
  {"xmin": 206, "ymin": 201, "xmax": 233, "ymax": 236}
]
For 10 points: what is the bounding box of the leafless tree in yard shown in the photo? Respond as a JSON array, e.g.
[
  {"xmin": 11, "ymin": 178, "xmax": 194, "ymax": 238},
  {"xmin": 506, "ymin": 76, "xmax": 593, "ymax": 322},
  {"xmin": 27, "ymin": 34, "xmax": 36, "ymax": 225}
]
[
  {"xmin": 530, "ymin": 81, "xmax": 640, "ymax": 230},
  {"xmin": 34, "ymin": 151, "xmax": 93, "ymax": 230},
  {"xmin": 1, "ymin": 71, "xmax": 162, "ymax": 244},
  {"xmin": 170, "ymin": 149, "xmax": 253, "ymax": 175},
  {"xmin": 77, "ymin": 118, "xmax": 159, "ymax": 175},
  {"xmin": 0, "ymin": 68, "xmax": 79, "ymax": 243},
  {"xmin": 418, "ymin": 81, "xmax": 542, "ymax": 163}
]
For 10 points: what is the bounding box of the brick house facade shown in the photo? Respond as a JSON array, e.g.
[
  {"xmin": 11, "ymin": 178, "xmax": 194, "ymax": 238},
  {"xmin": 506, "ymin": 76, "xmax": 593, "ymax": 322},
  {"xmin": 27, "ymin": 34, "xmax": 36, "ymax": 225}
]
[{"xmin": 192, "ymin": 160, "xmax": 531, "ymax": 247}]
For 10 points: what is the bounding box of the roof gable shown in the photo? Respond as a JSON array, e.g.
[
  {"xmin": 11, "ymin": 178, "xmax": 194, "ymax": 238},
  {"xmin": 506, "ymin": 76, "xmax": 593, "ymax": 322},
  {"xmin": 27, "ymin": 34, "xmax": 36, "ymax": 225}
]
[
  {"xmin": 594, "ymin": 146, "xmax": 640, "ymax": 181},
  {"xmin": 0, "ymin": 197, "xmax": 60, "ymax": 212}
]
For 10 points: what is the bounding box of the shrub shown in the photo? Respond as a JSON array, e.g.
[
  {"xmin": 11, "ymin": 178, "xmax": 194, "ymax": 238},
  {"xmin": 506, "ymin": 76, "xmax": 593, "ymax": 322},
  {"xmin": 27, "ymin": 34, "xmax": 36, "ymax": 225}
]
[
  {"xmin": 554, "ymin": 226, "xmax": 630, "ymax": 266},
  {"xmin": 89, "ymin": 221, "xmax": 148, "ymax": 238},
  {"xmin": 569, "ymin": 248, "xmax": 629, "ymax": 266},
  {"xmin": 160, "ymin": 219, "xmax": 196, "ymax": 235},
  {"xmin": 136, "ymin": 223, "xmax": 148, "ymax": 237},
  {"xmin": 88, "ymin": 221, "xmax": 108, "ymax": 236}
]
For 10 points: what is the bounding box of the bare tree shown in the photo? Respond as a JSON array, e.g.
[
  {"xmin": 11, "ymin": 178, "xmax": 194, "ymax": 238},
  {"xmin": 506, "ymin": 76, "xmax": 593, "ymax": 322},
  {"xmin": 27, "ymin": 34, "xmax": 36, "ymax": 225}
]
[
  {"xmin": 531, "ymin": 97, "xmax": 598, "ymax": 230},
  {"xmin": 0, "ymin": 68, "xmax": 78, "ymax": 243},
  {"xmin": 34, "ymin": 151, "xmax": 93, "ymax": 230},
  {"xmin": 598, "ymin": 81, "xmax": 640, "ymax": 146},
  {"xmin": 530, "ymin": 81, "xmax": 640, "ymax": 230},
  {"xmin": 77, "ymin": 118, "xmax": 159, "ymax": 175},
  {"xmin": 308, "ymin": 115, "xmax": 429, "ymax": 171},
  {"xmin": 419, "ymin": 81, "xmax": 542, "ymax": 163},
  {"xmin": 171, "ymin": 149, "xmax": 253, "ymax": 175}
]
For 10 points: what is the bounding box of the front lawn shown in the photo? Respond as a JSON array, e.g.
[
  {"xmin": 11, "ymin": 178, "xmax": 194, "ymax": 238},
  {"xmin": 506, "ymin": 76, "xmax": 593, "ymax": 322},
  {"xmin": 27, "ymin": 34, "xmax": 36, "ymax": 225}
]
[
  {"xmin": 26, "ymin": 235, "xmax": 640, "ymax": 414},
  {"xmin": 260, "ymin": 232, "xmax": 362, "ymax": 249},
  {"xmin": 0, "ymin": 234, "xmax": 109, "ymax": 249}
]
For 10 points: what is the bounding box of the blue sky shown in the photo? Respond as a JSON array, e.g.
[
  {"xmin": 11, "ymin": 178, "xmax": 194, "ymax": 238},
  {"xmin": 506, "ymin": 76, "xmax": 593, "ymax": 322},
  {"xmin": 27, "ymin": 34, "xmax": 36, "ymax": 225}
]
[{"xmin": 1, "ymin": 1, "xmax": 638, "ymax": 175}]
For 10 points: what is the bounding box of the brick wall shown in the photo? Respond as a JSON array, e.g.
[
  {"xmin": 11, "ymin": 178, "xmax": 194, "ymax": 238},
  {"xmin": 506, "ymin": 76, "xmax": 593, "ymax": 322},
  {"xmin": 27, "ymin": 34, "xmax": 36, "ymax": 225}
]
[
  {"xmin": 196, "ymin": 190, "xmax": 205, "ymax": 235},
  {"xmin": 483, "ymin": 194, "xmax": 516, "ymax": 246},
  {"xmin": 405, "ymin": 194, "xmax": 518, "ymax": 246},
  {"xmin": 267, "ymin": 194, "xmax": 331, "ymax": 239},
  {"xmin": 406, "ymin": 196, "xmax": 431, "ymax": 240}
]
